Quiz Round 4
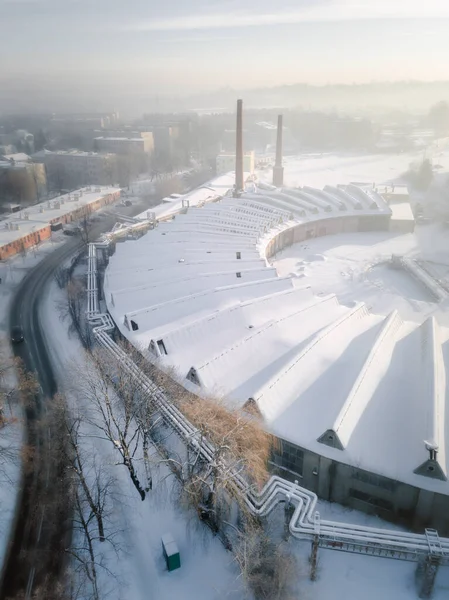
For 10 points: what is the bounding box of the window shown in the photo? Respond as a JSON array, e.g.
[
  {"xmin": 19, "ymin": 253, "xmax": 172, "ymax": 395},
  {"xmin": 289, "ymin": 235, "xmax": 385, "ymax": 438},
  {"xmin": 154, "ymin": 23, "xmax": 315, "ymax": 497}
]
[
  {"xmin": 236, "ymin": 272, "xmax": 242, "ymax": 278},
  {"xmin": 349, "ymin": 489, "xmax": 393, "ymax": 512},
  {"xmin": 274, "ymin": 440, "xmax": 304, "ymax": 476},
  {"xmin": 351, "ymin": 469, "xmax": 396, "ymax": 492},
  {"xmin": 236, "ymin": 251, "xmax": 241, "ymax": 259},
  {"xmin": 130, "ymin": 320, "xmax": 138, "ymax": 331},
  {"xmin": 157, "ymin": 339, "xmax": 167, "ymax": 355}
]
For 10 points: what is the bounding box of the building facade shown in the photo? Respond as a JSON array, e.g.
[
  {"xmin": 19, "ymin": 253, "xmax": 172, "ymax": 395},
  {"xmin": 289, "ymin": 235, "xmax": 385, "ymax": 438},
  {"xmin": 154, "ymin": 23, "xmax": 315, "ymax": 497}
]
[
  {"xmin": 0, "ymin": 158, "xmax": 47, "ymax": 205},
  {"xmin": 216, "ymin": 151, "xmax": 255, "ymax": 175},
  {"xmin": 32, "ymin": 150, "xmax": 117, "ymax": 190},
  {"xmin": 94, "ymin": 136, "xmax": 153, "ymax": 155}
]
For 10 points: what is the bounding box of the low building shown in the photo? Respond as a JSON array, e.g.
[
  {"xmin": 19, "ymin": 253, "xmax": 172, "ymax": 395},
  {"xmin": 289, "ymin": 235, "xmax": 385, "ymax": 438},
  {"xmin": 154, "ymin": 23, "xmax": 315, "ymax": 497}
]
[
  {"xmin": 0, "ymin": 157, "xmax": 47, "ymax": 205},
  {"xmin": 32, "ymin": 149, "xmax": 117, "ymax": 190},
  {"xmin": 389, "ymin": 201, "xmax": 416, "ymax": 233},
  {"xmin": 216, "ymin": 151, "xmax": 255, "ymax": 175},
  {"xmin": 381, "ymin": 185, "xmax": 410, "ymax": 203},
  {"xmin": 0, "ymin": 186, "xmax": 120, "ymax": 261}
]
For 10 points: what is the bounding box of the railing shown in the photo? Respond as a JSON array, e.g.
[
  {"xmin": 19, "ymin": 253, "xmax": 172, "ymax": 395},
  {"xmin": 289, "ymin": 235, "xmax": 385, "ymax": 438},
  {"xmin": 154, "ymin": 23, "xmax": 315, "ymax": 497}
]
[
  {"xmin": 400, "ymin": 257, "xmax": 447, "ymax": 302},
  {"xmin": 86, "ymin": 241, "xmax": 449, "ymax": 569}
]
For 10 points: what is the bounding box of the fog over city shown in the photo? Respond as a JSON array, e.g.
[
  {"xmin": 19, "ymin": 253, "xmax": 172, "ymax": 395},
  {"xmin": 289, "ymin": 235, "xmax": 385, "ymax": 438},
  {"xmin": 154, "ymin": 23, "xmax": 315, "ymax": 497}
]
[{"xmin": 2, "ymin": 0, "xmax": 449, "ymax": 114}]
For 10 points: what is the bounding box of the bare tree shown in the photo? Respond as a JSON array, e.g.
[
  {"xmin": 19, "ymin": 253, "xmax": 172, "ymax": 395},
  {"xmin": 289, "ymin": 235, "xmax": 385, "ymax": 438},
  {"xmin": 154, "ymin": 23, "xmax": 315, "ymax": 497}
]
[
  {"xmin": 174, "ymin": 394, "xmax": 274, "ymax": 533},
  {"xmin": 79, "ymin": 213, "xmax": 93, "ymax": 246},
  {"xmin": 46, "ymin": 395, "xmax": 123, "ymax": 600},
  {"xmin": 71, "ymin": 350, "xmax": 153, "ymax": 501},
  {"xmin": 30, "ymin": 165, "xmax": 42, "ymax": 203},
  {"xmin": 0, "ymin": 350, "xmax": 21, "ymax": 479},
  {"xmin": 234, "ymin": 524, "xmax": 299, "ymax": 600},
  {"xmin": 57, "ymin": 277, "xmax": 92, "ymax": 348},
  {"xmin": 54, "ymin": 265, "xmax": 70, "ymax": 289}
]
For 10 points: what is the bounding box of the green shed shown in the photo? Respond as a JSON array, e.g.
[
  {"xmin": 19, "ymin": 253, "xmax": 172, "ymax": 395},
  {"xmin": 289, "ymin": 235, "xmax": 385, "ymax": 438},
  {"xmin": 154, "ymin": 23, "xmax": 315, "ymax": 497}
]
[{"xmin": 161, "ymin": 533, "xmax": 181, "ymax": 572}]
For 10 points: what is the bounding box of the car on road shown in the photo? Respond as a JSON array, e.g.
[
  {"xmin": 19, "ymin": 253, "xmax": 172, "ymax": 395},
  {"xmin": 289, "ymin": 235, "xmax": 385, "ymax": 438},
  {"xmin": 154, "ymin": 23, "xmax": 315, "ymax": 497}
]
[
  {"xmin": 11, "ymin": 325, "xmax": 24, "ymax": 344},
  {"xmin": 63, "ymin": 226, "xmax": 82, "ymax": 236}
]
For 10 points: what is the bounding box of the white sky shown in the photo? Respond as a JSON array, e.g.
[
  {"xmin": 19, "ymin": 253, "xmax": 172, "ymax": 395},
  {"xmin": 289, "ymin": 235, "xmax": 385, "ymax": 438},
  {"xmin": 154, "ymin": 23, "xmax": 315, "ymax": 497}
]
[{"xmin": 2, "ymin": 0, "xmax": 449, "ymax": 93}]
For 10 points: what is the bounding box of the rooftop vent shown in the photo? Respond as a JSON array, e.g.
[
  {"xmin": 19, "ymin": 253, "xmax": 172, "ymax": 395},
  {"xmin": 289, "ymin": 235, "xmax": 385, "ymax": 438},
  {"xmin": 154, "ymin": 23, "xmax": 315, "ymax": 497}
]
[{"xmin": 414, "ymin": 442, "xmax": 447, "ymax": 481}]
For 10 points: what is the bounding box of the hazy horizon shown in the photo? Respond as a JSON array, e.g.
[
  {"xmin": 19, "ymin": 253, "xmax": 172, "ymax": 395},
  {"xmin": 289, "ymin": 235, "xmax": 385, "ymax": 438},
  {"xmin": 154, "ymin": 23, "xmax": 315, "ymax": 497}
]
[{"xmin": 2, "ymin": 0, "xmax": 449, "ymax": 115}]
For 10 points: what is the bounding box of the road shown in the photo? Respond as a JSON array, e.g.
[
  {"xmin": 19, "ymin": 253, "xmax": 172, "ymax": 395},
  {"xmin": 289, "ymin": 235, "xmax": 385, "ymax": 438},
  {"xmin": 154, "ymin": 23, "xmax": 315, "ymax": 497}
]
[
  {"xmin": 0, "ymin": 218, "xmax": 118, "ymax": 599},
  {"xmin": 0, "ymin": 236, "xmax": 83, "ymax": 599}
]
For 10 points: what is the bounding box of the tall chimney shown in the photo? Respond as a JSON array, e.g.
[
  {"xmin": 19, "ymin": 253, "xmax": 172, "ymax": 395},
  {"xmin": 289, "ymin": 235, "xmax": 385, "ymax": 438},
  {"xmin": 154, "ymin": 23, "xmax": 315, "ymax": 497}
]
[
  {"xmin": 273, "ymin": 114, "xmax": 284, "ymax": 187},
  {"xmin": 235, "ymin": 99, "xmax": 244, "ymax": 193}
]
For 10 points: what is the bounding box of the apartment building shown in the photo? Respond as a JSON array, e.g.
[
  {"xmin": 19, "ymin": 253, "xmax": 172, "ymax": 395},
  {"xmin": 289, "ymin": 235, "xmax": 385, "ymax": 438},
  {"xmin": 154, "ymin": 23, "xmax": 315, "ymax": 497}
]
[
  {"xmin": 32, "ymin": 149, "xmax": 117, "ymax": 190},
  {"xmin": 94, "ymin": 136, "xmax": 153, "ymax": 155},
  {"xmin": 0, "ymin": 155, "xmax": 47, "ymax": 205}
]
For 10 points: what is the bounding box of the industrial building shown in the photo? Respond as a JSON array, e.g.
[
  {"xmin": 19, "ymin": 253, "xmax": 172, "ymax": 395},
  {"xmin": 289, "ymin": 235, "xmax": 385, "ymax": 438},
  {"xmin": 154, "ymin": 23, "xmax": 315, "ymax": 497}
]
[
  {"xmin": 100, "ymin": 101, "xmax": 449, "ymax": 535},
  {"xmin": 0, "ymin": 186, "xmax": 120, "ymax": 261}
]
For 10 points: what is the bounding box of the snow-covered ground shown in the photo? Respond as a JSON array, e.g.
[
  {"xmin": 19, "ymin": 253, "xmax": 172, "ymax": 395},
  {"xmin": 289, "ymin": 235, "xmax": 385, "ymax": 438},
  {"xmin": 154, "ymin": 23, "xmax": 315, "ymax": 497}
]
[
  {"xmin": 273, "ymin": 224, "xmax": 449, "ymax": 325},
  {"xmin": 279, "ymin": 500, "xmax": 449, "ymax": 600},
  {"xmin": 40, "ymin": 265, "xmax": 449, "ymax": 599},
  {"xmin": 258, "ymin": 145, "xmax": 449, "ymax": 189},
  {"xmin": 40, "ymin": 280, "xmax": 245, "ymax": 600}
]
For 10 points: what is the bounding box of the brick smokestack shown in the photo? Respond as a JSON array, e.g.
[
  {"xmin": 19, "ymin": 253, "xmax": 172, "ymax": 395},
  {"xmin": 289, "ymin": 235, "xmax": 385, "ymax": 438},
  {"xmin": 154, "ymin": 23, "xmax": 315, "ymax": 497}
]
[
  {"xmin": 235, "ymin": 99, "xmax": 244, "ymax": 193},
  {"xmin": 273, "ymin": 114, "xmax": 284, "ymax": 187}
]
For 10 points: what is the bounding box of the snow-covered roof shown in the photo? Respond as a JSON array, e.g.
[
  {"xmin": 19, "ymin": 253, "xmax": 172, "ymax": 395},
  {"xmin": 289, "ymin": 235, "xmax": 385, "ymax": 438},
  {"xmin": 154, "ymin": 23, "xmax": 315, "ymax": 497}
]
[
  {"xmin": 3, "ymin": 152, "xmax": 30, "ymax": 162},
  {"xmin": 390, "ymin": 201, "xmax": 415, "ymax": 222},
  {"xmin": 103, "ymin": 178, "xmax": 449, "ymax": 495},
  {"xmin": 94, "ymin": 136, "xmax": 143, "ymax": 142},
  {"xmin": 33, "ymin": 149, "xmax": 115, "ymax": 159},
  {"xmin": 0, "ymin": 186, "xmax": 120, "ymax": 248}
]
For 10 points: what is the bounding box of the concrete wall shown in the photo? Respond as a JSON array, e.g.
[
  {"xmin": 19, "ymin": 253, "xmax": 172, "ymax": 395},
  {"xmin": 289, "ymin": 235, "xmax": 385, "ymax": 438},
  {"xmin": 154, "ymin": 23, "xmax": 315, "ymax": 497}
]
[
  {"xmin": 272, "ymin": 438, "xmax": 449, "ymax": 534},
  {"xmin": 265, "ymin": 214, "xmax": 390, "ymax": 260}
]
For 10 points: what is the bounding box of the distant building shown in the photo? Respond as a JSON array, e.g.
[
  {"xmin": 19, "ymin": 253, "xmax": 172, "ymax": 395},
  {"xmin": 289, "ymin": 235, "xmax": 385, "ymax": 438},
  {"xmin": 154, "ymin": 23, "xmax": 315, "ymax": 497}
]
[
  {"xmin": 216, "ymin": 151, "xmax": 255, "ymax": 175},
  {"xmin": 152, "ymin": 126, "xmax": 180, "ymax": 158},
  {"xmin": 0, "ymin": 156, "xmax": 46, "ymax": 205},
  {"xmin": 49, "ymin": 112, "xmax": 119, "ymax": 132},
  {"xmin": 0, "ymin": 144, "xmax": 17, "ymax": 155},
  {"xmin": 94, "ymin": 136, "xmax": 153, "ymax": 155},
  {"xmin": 32, "ymin": 149, "xmax": 117, "ymax": 190},
  {"xmin": 0, "ymin": 129, "xmax": 34, "ymax": 155}
]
